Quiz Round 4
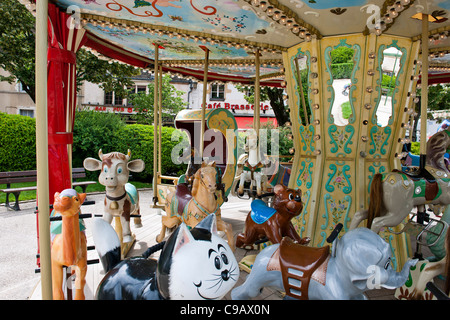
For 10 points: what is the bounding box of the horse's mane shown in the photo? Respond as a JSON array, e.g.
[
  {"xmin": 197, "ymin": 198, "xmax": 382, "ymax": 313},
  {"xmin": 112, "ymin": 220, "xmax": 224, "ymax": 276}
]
[
  {"xmin": 191, "ymin": 170, "xmax": 200, "ymax": 197},
  {"xmin": 426, "ymin": 130, "xmax": 450, "ymax": 171}
]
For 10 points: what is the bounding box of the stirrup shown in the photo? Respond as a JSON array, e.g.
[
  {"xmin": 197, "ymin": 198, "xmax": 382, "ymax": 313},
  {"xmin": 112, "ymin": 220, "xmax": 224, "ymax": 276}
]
[{"xmin": 388, "ymin": 213, "xmax": 448, "ymax": 248}]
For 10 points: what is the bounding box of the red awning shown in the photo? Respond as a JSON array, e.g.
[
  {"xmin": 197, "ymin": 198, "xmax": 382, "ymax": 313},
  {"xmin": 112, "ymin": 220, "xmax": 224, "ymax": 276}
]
[
  {"xmin": 417, "ymin": 72, "xmax": 450, "ymax": 85},
  {"xmin": 234, "ymin": 116, "xmax": 278, "ymax": 129}
]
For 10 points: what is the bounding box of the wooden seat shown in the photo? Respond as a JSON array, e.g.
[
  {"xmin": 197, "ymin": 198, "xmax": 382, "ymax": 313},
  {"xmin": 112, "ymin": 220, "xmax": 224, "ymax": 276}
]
[{"xmin": 279, "ymin": 237, "xmax": 330, "ymax": 300}]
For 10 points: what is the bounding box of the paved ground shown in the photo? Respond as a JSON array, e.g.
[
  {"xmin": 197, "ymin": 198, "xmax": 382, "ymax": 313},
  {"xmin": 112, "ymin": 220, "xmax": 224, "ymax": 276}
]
[{"xmin": 0, "ymin": 188, "xmax": 446, "ymax": 300}]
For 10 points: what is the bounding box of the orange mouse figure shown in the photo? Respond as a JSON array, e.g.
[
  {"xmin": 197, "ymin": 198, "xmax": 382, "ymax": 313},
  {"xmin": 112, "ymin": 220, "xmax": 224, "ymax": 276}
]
[{"xmin": 236, "ymin": 184, "xmax": 310, "ymax": 248}]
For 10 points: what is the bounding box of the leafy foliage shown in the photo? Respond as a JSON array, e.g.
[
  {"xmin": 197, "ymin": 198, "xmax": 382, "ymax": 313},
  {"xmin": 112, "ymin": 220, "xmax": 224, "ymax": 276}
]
[
  {"xmin": 76, "ymin": 49, "xmax": 140, "ymax": 98},
  {"xmin": 0, "ymin": 112, "xmax": 36, "ymax": 171},
  {"xmin": 129, "ymin": 74, "xmax": 187, "ymax": 124},
  {"xmin": 235, "ymin": 85, "xmax": 290, "ymax": 127},
  {"xmin": 330, "ymin": 46, "xmax": 354, "ymax": 64},
  {"xmin": 72, "ymin": 110, "xmax": 188, "ymax": 181},
  {"xmin": 72, "ymin": 109, "xmax": 126, "ymax": 178},
  {"xmin": 0, "ymin": 0, "xmax": 140, "ymax": 102},
  {"xmin": 0, "ymin": 0, "xmax": 36, "ymax": 101}
]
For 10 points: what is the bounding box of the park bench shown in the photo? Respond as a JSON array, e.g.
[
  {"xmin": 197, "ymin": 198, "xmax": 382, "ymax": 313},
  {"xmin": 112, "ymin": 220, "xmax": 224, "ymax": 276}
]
[{"xmin": 0, "ymin": 168, "xmax": 96, "ymax": 211}]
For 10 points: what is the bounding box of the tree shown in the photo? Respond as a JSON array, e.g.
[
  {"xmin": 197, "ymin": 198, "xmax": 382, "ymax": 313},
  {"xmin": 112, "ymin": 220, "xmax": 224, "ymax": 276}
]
[
  {"xmin": 236, "ymin": 68, "xmax": 312, "ymax": 127},
  {"xmin": 236, "ymin": 84, "xmax": 289, "ymax": 127},
  {"xmin": 0, "ymin": 0, "xmax": 36, "ymax": 101},
  {"xmin": 0, "ymin": 0, "xmax": 140, "ymax": 103},
  {"xmin": 129, "ymin": 74, "xmax": 187, "ymax": 124},
  {"xmin": 76, "ymin": 49, "xmax": 140, "ymax": 99}
]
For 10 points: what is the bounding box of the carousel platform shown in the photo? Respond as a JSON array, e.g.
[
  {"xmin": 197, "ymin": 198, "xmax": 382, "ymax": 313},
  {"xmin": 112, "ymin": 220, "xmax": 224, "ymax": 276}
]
[{"xmin": 1, "ymin": 189, "xmax": 424, "ymax": 300}]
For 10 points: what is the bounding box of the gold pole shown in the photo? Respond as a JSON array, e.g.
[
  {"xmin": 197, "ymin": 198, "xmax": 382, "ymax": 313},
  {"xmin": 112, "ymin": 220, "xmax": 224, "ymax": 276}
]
[
  {"xmin": 153, "ymin": 44, "xmax": 159, "ymax": 203},
  {"xmin": 254, "ymin": 49, "xmax": 261, "ymax": 137},
  {"xmin": 158, "ymin": 65, "xmax": 163, "ymax": 173},
  {"xmin": 200, "ymin": 46, "xmax": 210, "ymax": 158},
  {"xmin": 36, "ymin": 0, "xmax": 52, "ymax": 300},
  {"xmin": 420, "ymin": 14, "xmax": 429, "ymax": 157}
]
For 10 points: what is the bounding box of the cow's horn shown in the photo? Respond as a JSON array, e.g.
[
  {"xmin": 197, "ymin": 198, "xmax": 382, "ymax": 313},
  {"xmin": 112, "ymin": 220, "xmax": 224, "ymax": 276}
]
[
  {"xmin": 98, "ymin": 149, "xmax": 103, "ymax": 160},
  {"xmin": 126, "ymin": 149, "xmax": 131, "ymax": 160}
]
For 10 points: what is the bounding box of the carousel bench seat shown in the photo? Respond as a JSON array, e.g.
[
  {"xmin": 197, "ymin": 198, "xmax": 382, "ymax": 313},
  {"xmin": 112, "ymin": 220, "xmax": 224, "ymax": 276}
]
[{"xmin": 0, "ymin": 168, "xmax": 96, "ymax": 211}]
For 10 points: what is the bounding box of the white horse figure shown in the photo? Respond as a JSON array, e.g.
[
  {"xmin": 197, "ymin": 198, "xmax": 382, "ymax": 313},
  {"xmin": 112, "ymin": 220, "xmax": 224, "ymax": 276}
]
[
  {"xmin": 350, "ymin": 129, "xmax": 450, "ymax": 234},
  {"xmin": 233, "ymin": 130, "xmax": 268, "ymax": 197}
]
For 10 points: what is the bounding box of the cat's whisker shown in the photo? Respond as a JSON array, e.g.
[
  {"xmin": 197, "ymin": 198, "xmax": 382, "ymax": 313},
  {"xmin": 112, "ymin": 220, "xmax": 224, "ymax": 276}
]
[{"xmin": 206, "ymin": 279, "xmax": 223, "ymax": 290}]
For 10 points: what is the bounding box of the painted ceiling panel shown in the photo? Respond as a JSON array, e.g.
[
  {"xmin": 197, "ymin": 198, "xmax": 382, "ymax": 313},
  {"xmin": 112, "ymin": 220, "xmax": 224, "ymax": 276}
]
[{"xmin": 48, "ymin": 0, "xmax": 450, "ymax": 80}]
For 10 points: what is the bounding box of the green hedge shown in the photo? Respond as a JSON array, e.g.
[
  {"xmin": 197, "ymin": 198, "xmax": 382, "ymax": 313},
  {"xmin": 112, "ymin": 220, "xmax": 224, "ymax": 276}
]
[
  {"xmin": 330, "ymin": 63, "xmax": 354, "ymax": 79},
  {"xmin": 0, "ymin": 112, "xmax": 36, "ymax": 171},
  {"xmin": 72, "ymin": 110, "xmax": 189, "ymax": 182}
]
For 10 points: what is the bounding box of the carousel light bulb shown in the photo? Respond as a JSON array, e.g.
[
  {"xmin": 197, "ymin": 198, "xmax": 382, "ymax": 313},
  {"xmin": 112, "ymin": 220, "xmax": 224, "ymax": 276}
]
[
  {"xmin": 401, "ymin": 0, "xmax": 410, "ymax": 5},
  {"xmin": 389, "ymin": 8, "xmax": 398, "ymax": 17},
  {"xmin": 289, "ymin": 148, "xmax": 295, "ymax": 154},
  {"xmin": 251, "ymin": 0, "xmax": 260, "ymax": 6},
  {"xmin": 385, "ymin": 15, "xmax": 393, "ymax": 24},
  {"xmin": 292, "ymin": 26, "xmax": 300, "ymax": 34},
  {"xmin": 273, "ymin": 12, "xmax": 281, "ymax": 20},
  {"xmin": 260, "ymin": 1, "xmax": 267, "ymax": 10},
  {"xmin": 395, "ymin": 1, "xmax": 403, "ymax": 10},
  {"xmin": 267, "ymin": 7, "xmax": 274, "ymax": 15},
  {"xmin": 280, "ymin": 16, "xmax": 287, "ymax": 24}
]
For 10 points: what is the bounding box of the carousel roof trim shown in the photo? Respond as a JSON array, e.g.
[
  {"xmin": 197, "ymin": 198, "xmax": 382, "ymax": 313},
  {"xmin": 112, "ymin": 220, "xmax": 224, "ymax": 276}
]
[{"xmin": 80, "ymin": 13, "xmax": 289, "ymax": 54}]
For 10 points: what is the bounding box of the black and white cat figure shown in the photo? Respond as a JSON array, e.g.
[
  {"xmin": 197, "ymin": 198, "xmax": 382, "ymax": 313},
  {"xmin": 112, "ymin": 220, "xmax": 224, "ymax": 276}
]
[{"xmin": 92, "ymin": 214, "xmax": 239, "ymax": 300}]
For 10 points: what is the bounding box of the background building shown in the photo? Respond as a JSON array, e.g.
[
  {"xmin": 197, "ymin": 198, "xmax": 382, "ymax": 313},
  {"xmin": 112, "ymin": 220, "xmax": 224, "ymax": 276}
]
[{"xmin": 0, "ymin": 67, "xmax": 277, "ymax": 130}]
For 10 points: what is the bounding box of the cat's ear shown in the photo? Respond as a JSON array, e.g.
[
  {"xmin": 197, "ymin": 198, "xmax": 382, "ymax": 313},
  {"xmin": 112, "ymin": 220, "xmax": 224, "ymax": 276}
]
[
  {"xmin": 195, "ymin": 213, "xmax": 218, "ymax": 234},
  {"xmin": 173, "ymin": 223, "xmax": 195, "ymax": 256}
]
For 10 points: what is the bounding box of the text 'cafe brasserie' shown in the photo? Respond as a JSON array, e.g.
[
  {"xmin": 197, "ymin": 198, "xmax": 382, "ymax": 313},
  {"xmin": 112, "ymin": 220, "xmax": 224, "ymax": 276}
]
[{"xmin": 89, "ymin": 102, "xmax": 271, "ymax": 113}]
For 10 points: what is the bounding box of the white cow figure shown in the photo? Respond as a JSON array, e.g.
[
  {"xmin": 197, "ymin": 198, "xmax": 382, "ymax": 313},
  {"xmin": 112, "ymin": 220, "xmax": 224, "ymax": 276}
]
[{"xmin": 84, "ymin": 149, "xmax": 145, "ymax": 243}]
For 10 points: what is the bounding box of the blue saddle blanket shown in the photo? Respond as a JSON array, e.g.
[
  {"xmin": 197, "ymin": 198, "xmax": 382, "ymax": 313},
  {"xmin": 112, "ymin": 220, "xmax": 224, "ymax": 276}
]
[
  {"xmin": 250, "ymin": 199, "xmax": 277, "ymax": 224},
  {"xmin": 125, "ymin": 183, "xmax": 138, "ymax": 205}
]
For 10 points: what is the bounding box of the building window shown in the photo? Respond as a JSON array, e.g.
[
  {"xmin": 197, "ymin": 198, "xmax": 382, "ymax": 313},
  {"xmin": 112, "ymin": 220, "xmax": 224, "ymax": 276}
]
[
  {"xmin": 126, "ymin": 85, "xmax": 147, "ymax": 105},
  {"xmin": 136, "ymin": 86, "xmax": 147, "ymax": 94},
  {"xmin": 210, "ymin": 84, "xmax": 225, "ymax": 101},
  {"xmin": 105, "ymin": 91, "xmax": 124, "ymax": 106},
  {"xmin": 19, "ymin": 109, "xmax": 34, "ymax": 118}
]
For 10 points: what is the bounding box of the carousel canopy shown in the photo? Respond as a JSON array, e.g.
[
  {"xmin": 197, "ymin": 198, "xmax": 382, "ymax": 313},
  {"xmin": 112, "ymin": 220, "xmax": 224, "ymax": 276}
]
[{"xmin": 27, "ymin": 0, "xmax": 450, "ymax": 83}]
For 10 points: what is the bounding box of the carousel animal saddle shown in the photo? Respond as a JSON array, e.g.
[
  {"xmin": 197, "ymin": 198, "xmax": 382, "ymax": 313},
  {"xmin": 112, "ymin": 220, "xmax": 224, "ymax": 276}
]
[
  {"xmin": 392, "ymin": 170, "xmax": 441, "ymax": 201},
  {"xmin": 250, "ymin": 199, "xmax": 277, "ymax": 224},
  {"xmin": 173, "ymin": 183, "xmax": 193, "ymax": 213},
  {"xmin": 268, "ymin": 237, "xmax": 330, "ymax": 300}
]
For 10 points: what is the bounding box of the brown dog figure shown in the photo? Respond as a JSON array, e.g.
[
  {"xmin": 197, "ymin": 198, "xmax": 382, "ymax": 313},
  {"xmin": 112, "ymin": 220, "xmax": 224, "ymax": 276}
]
[{"xmin": 236, "ymin": 184, "xmax": 310, "ymax": 248}]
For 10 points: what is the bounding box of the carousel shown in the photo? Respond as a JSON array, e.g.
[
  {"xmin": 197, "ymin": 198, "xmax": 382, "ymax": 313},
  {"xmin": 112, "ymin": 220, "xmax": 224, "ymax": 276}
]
[{"xmin": 22, "ymin": 0, "xmax": 450, "ymax": 300}]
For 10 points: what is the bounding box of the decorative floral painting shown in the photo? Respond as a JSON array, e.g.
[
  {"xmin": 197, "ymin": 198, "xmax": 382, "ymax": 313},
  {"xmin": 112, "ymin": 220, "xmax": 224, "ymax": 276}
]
[{"xmin": 56, "ymin": 0, "xmax": 270, "ymax": 37}]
